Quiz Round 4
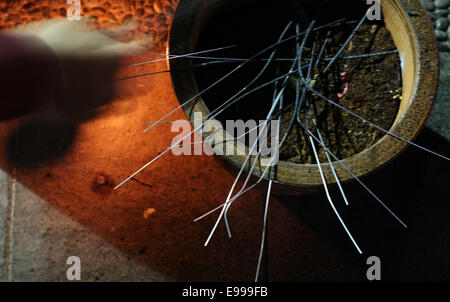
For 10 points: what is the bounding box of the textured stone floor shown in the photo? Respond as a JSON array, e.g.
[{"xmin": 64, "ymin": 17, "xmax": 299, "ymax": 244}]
[
  {"xmin": 421, "ymin": 0, "xmax": 450, "ymax": 42},
  {"xmin": 0, "ymin": 1, "xmax": 449, "ymax": 282}
]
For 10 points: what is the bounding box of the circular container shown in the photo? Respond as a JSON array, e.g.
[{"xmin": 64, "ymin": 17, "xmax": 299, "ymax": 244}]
[{"xmin": 168, "ymin": 0, "xmax": 439, "ymax": 193}]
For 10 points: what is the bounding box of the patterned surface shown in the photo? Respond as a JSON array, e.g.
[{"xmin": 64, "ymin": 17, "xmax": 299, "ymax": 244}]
[
  {"xmin": 0, "ymin": 0, "xmax": 178, "ymax": 49},
  {"xmin": 421, "ymin": 0, "xmax": 450, "ymax": 43}
]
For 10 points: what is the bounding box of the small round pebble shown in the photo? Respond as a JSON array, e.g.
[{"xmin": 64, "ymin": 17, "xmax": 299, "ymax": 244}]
[
  {"xmin": 428, "ymin": 12, "xmax": 438, "ymax": 21},
  {"xmin": 435, "ymin": 0, "xmax": 450, "ymax": 9},
  {"xmin": 436, "ymin": 17, "xmax": 449, "ymax": 29},
  {"xmin": 434, "ymin": 9, "xmax": 448, "ymax": 17},
  {"xmin": 422, "ymin": 0, "xmax": 435, "ymax": 10},
  {"xmin": 422, "ymin": 0, "xmax": 435, "ymax": 11},
  {"xmin": 435, "ymin": 29, "xmax": 448, "ymax": 40}
]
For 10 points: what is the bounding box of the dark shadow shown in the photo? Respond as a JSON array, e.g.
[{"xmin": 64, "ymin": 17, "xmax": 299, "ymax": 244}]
[
  {"xmin": 275, "ymin": 127, "xmax": 450, "ymax": 281},
  {"xmin": 4, "ymin": 54, "xmax": 129, "ymax": 166},
  {"xmin": 6, "ymin": 116, "xmax": 78, "ymax": 166}
]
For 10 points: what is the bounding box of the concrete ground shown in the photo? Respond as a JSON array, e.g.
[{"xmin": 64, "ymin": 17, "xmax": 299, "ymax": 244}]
[{"xmin": 0, "ymin": 8, "xmax": 450, "ymax": 282}]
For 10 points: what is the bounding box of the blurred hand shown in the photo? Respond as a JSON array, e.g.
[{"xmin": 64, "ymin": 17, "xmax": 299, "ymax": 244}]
[{"xmin": 16, "ymin": 19, "xmax": 146, "ymax": 116}]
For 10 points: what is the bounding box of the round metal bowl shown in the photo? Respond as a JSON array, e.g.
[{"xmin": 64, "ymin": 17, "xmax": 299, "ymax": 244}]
[{"xmin": 168, "ymin": 0, "xmax": 439, "ymax": 192}]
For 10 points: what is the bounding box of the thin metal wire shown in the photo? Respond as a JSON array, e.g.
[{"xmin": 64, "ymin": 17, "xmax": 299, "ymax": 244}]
[
  {"xmin": 255, "ymin": 180, "xmax": 272, "ymax": 282},
  {"xmin": 308, "ymin": 135, "xmax": 362, "ymax": 254},
  {"xmin": 299, "ymin": 121, "xmax": 408, "ymax": 228},
  {"xmin": 130, "ymin": 45, "xmax": 237, "ymax": 66}
]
